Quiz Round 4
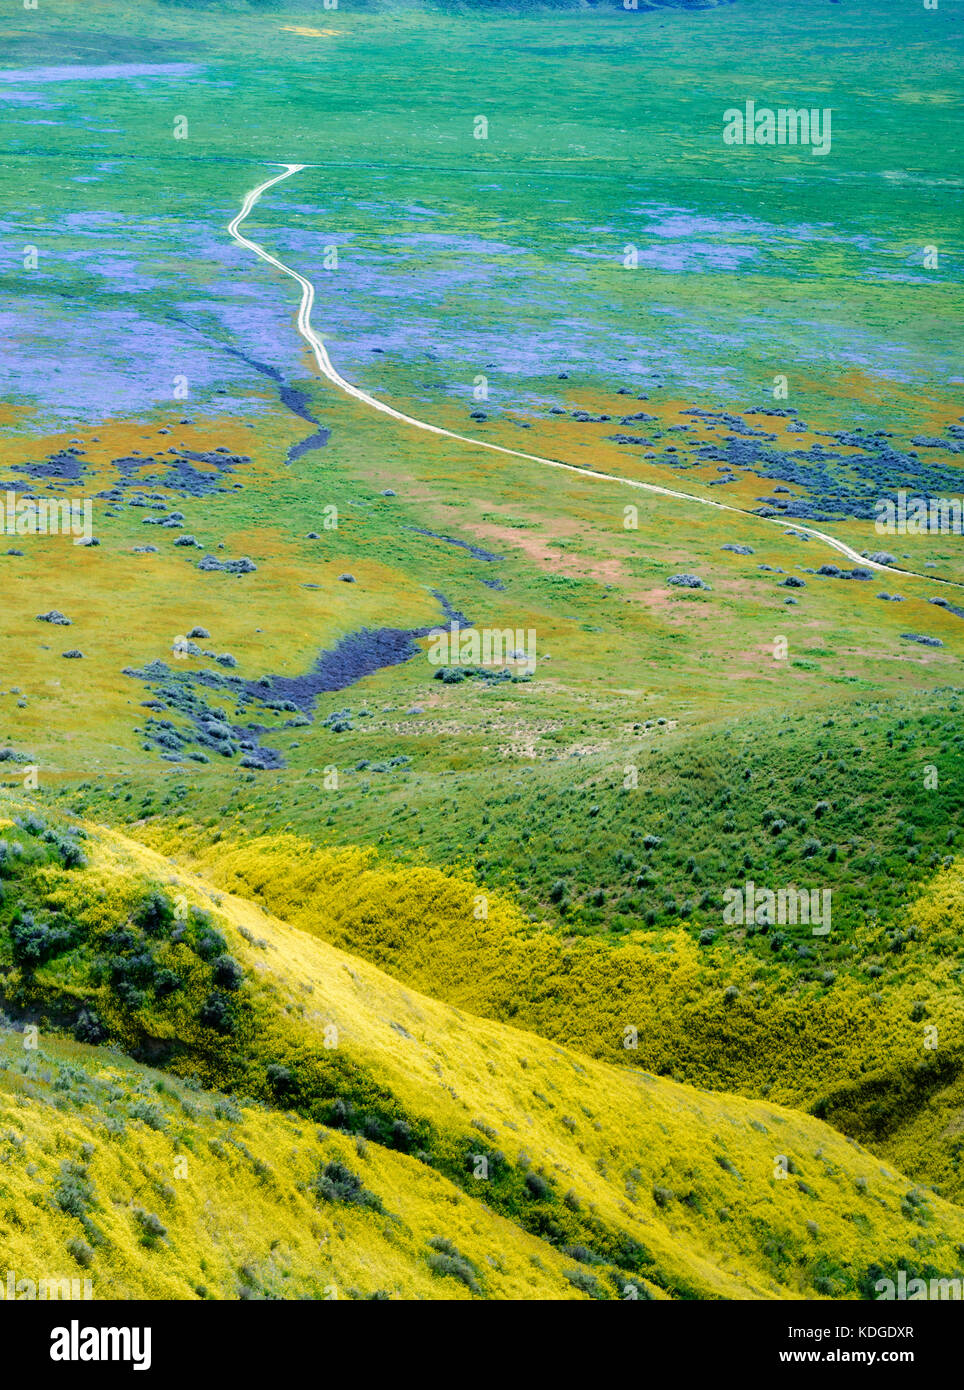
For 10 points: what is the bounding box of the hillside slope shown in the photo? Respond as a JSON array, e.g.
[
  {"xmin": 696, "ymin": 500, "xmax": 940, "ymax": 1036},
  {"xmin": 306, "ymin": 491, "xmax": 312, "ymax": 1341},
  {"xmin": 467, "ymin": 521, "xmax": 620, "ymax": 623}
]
[
  {"xmin": 2, "ymin": 794, "xmax": 964, "ymax": 1299},
  {"xmin": 139, "ymin": 815, "xmax": 964, "ymax": 1199},
  {"xmin": 0, "ymin": 1031, "xmax": 585, "ymax": 1300}
]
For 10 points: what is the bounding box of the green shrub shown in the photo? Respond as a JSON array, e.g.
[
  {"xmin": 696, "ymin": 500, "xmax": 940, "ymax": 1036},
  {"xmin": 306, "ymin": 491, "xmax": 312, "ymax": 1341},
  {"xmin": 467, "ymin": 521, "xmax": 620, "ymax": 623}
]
[
  {"xmin": 132, "ymin": 891, "xmax": 175, "ymax": 937},
  {"xmin": 312, "ymin": 1161, "xmax": 383, "ymax": 1212},
  {"xmin": 212, "ymin": 954, "xmax": 243, "ymax": 990},
  {"xmin": 53, "ymin": 1162, "xmax": 95, "ymax": 1220},
  {"xmin": 564, "ymin": 1267, "xmax": 605, "ymax": 1298},
  {"xmin": 199, "ymin": 992, "xmax": 235, "ymax": 1034},
  {"xmin": 9, "ymin": 911, "xmax": 74, "ymax": 969},
  {"xmin": 66, "ymin": 1238, "xmax": 94, "ymax": 1268},
  {"xmin": 427, "ymin": 1251, "xmax": 481, "ymax": 1293},
  {"xmin": 133, "ymin": 1207, "xmax": 167, "ymax": 1247},
  {"xmin": 524, "ymin": 1171, "xmax": 551, "ymax": 1200}
]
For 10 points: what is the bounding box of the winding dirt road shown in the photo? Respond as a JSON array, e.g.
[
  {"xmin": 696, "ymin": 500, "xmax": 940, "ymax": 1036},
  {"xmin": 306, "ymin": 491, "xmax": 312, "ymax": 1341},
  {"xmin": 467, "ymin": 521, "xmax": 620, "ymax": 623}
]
[{"xmin": 228, "ymin": 164, "xmax": 959, "ymax": 592}]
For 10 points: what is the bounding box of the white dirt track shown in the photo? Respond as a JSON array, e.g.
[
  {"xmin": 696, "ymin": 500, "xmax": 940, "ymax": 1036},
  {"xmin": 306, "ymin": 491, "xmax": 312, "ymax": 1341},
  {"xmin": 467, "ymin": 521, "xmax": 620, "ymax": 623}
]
[{"xmin": 228, "ymin": 163, "xmax": 960, "ymax": 593}]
